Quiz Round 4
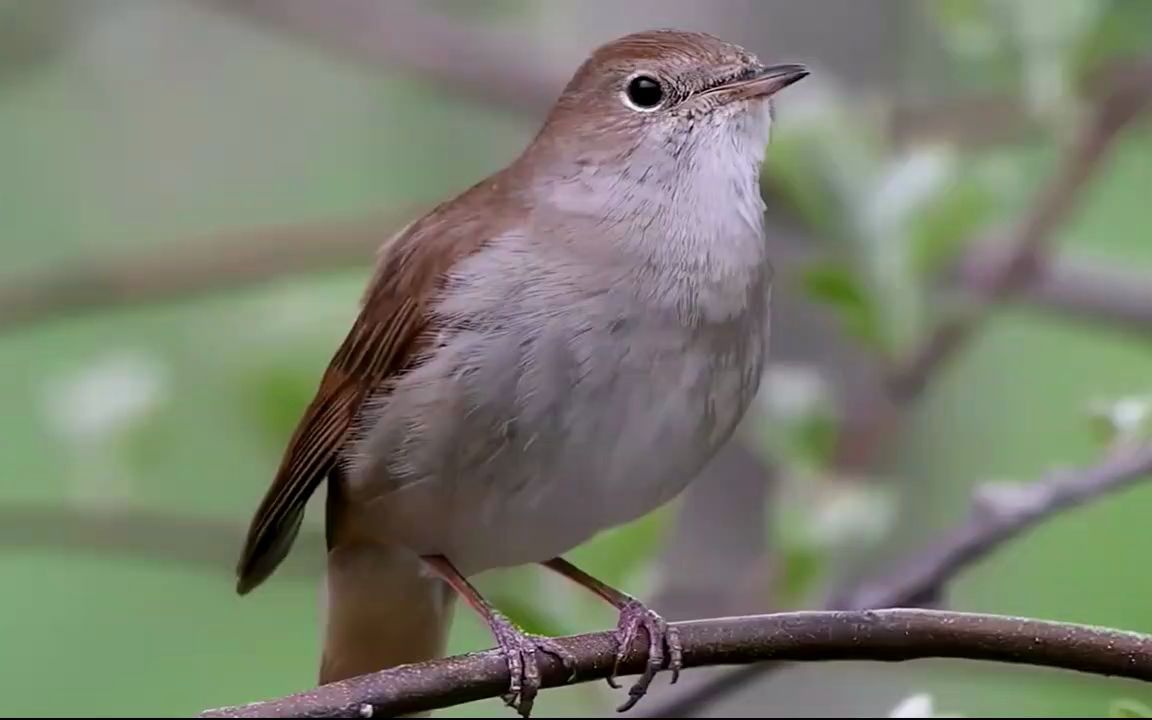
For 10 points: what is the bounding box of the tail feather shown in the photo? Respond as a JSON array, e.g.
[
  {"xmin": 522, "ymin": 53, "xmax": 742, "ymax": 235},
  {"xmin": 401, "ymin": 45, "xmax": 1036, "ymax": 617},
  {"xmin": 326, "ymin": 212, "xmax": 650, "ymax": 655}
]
[{"xmin": 320, "ymin": 541, "xmax": 456, "ymax": 686}]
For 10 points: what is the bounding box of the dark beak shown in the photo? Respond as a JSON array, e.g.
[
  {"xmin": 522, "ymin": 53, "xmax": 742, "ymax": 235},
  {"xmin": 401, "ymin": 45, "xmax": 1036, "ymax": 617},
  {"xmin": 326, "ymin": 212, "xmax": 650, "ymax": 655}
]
[{"xmin": 710, "ymin": 63, "xmax": 809, "ymax": 102}]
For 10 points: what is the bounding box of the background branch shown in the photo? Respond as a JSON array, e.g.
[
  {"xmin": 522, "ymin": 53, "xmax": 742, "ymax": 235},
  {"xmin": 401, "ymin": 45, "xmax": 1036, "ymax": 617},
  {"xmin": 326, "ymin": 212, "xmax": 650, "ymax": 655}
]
[
  {"xmin": 886, "ymin": 58, "xmax": 1152, "ymax": 407},
  {"xmin": 198, "ymin": 607, "xmax": 1152, "ymax": 719},
  {"xmin": 641, "ymin": 442, "xmax": 1152, "ymax": 717},
  {"xmin": 956, "ymin": 248, "xmax": 1152, "ymax": 337},
  {"xmin": 6, "ymin": 210, "xmax": 1152, "ymax": 340},
  {"xmin": 0, "ymin": 214, "xmax": 406, "ymax": 332},
  {"xmin": 831, "ymin": 56, "xmax": 1152, "ymax": 481},
  {"xmin": 0, "ymin": 503, "xmax": 323, "ymax": 578},
  {"xmin": 198, "ymin": 0, "xmax": 566, "ymax": 115}
]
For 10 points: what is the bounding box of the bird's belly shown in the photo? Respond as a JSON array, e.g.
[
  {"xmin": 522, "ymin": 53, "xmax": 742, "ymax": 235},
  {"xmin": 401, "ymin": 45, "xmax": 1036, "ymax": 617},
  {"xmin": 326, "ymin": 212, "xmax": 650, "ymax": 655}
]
[{"xmin": 347, "ymin": 314, "xmax": 765, "ymax": 576}]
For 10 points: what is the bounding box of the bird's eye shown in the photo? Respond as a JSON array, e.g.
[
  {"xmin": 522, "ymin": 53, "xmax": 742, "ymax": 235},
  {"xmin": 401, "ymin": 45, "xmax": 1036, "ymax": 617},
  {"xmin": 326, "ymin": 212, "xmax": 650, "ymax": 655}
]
[{"xmin": 624, "ymin": 75, "xmax": 665, "ymax": 111}]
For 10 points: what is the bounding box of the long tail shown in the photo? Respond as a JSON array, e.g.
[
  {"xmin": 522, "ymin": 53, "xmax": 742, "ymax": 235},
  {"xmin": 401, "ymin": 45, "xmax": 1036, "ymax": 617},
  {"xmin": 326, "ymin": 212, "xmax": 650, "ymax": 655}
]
[{"xmin": 320, "ymin": 540, "xmax": 457, "ymax": 686}]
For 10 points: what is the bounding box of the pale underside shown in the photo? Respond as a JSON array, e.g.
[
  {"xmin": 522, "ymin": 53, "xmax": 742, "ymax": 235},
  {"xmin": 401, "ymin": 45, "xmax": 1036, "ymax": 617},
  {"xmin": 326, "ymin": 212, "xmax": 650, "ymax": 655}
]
[{"xmin": 342, "ymin": 229, "xmax": 769, "ymax": 576}]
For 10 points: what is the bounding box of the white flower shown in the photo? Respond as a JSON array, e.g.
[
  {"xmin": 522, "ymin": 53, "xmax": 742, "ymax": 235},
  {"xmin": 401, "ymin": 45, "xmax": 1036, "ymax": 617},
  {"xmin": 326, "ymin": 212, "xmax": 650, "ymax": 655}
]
[
  {"xmin": 42, "ymin": 349, "xmax": 168, "ymax": 445},
  {"xmin": 805, "ymin": 482, "xmax": 895, "ymax": 550},
  {"xmin": 40, "ymin": 349, "xmax": 169, "ymax": 508},
  {"xmin": 761, "ymin": 363, "xmax": 829, "ymax": 422},
  {"xmin": 888, "ymin": 692, "xmax": 936, "ymax": 718}
]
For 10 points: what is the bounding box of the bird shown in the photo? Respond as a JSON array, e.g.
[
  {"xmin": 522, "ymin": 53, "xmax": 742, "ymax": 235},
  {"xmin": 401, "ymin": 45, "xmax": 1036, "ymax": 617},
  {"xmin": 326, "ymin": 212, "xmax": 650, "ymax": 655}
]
[{"xmin": 232, "ymin": 27, "xmax": 807, "ymax": 718}]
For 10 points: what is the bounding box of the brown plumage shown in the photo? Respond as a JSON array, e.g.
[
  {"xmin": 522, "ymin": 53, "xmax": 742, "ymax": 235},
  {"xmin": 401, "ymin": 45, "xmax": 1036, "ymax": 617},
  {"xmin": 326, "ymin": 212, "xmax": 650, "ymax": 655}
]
[{"xmin": 232, "ymin": 27, "xmax": 806, "ymax": 718}]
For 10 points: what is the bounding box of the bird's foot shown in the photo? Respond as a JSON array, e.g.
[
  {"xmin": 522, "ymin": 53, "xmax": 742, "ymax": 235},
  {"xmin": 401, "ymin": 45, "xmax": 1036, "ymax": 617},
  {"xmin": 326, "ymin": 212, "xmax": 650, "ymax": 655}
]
[
  {"xmin": 608, "ymin": 599, "xmax": 682, "ymax": 712},
  {"xmin": 488, "ymin": 612, "xmax": 577, "ymax": 718}
]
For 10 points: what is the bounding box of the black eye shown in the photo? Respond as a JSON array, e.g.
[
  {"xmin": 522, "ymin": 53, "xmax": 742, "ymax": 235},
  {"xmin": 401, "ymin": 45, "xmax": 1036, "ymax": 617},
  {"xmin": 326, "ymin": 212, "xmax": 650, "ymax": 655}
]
[{"xmin": 625, "ymin": 75, "xmax": 664, "ymax": 109}]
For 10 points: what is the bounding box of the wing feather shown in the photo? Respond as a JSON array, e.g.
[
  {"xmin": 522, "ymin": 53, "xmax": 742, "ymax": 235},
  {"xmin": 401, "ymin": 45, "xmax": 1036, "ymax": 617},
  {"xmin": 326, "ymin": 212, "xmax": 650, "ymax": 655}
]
[{"xmin": 233, "ymin": 188, "xmax": 503, "ymax": 594}]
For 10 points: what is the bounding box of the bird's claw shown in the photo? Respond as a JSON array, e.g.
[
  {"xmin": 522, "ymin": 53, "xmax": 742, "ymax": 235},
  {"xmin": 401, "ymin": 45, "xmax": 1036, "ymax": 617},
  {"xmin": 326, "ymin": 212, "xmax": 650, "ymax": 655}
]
[
  {"xmin": 489, "ymin": 613, "xmax": 577, "ymax": 717},
  {"xmin": 608, "ymin": 599, "xmax": 682, "ymax": 712}
]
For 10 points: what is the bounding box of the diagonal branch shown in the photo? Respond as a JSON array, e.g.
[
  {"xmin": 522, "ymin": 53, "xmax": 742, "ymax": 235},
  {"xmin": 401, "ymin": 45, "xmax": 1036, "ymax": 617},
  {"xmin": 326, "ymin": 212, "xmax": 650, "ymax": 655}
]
[
  {"xmin": 197, "ymin": 0, "xmax": 567, "ymax": 115},
  {"xmin": 830, "ymin": 55, "xmax": 1152, "ymax": 484},
  {"xmin": 886, "ymin": 58, "xmax": 1152, "ymax": 407},
  {"xmin": 198, "ymin": 607, "xmax": 1152, "ymax": 718},
  {"xmin": 638, "ymin": 443, "xmax": 1152, "ymax": 718},
  {"xmin": 826, "ymin": 442, "xmax": 1152, "ymax": 612}
]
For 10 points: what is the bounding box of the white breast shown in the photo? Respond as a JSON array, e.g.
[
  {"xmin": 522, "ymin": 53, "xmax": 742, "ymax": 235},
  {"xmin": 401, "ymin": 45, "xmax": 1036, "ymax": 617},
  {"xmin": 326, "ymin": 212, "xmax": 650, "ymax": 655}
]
[
  {"xmin": 346, "ymin": 102, "xmax": 774, "ymax": 575},
  {"xmin": 346, "ymin": 234, "xmax": 768, "ymax": 575}
]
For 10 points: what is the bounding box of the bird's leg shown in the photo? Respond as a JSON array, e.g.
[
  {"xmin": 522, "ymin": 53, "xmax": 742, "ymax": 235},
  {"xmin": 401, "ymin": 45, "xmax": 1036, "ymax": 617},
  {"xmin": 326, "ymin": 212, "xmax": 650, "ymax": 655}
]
[
  {"xmin": 421, "ymin": 555, "xmax": 576, "ymax": 718},
  {"xmin": 542, "ymin": 557, "xmax": 681, "ymax": 712}
]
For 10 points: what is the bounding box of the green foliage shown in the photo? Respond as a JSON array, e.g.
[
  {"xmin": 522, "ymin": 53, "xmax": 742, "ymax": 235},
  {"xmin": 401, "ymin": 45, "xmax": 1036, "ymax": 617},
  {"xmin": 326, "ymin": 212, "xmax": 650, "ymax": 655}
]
[
  {"xmin": 237, "ymin": 361, "xmax": 318, "ymax": 449},
  {"xmin": 801, "ymin": 259, "xmax": 885, "ymax": 349},
  {"xmin": 1111, "ymin": 698, "xmax": 1152, "ymax": 718},
  {"xmin": 1088, "ymin": 394, "xmax": 1152, "ymax": 448},
  {"xmin": 907, "ymin": 173, "xmax": 1000, "ymax": 279}
]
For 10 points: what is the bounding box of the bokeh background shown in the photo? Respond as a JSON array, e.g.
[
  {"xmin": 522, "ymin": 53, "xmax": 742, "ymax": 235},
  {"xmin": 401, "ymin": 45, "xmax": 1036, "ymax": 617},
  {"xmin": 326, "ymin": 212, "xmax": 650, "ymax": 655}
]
[{"xmin": 2, "ymin": 1, "xmax": 1152, "ymax": 717}]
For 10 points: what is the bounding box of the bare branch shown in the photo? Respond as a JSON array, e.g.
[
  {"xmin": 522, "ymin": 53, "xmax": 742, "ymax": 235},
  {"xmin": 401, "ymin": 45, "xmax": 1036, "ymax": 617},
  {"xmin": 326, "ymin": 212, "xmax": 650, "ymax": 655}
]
[
  {"xmin": 198, "ymin": 607, "xmax": 1152, "ymax": 718},
  {"xmin": 886, "ymin": 59, "xmax": 1152, "ymax": 407},
  {"xmin": 197, "ymin": 0, "xmax": 566, "ymax": 115},
  {"xmin": 638, "ymin": 442, "xmax": 1152, "ymax": 718},
  {"xmin": 828, "ymin": 442, "xmax": 1152, "ymax": 611},
  {"xmin": 0, "ymin": 503, "xmax": 323, "ymax": 579},
  {"xmin": 956, "ymin": 249, "xmax": 1152, "ymax": 337},
  {"xmin": 0, "ymin": 213, "xmax": 408, "ymax": 332},
  {"xmin": 830, "ymin": 57, "xmax": 1152, "ymax": 472}
]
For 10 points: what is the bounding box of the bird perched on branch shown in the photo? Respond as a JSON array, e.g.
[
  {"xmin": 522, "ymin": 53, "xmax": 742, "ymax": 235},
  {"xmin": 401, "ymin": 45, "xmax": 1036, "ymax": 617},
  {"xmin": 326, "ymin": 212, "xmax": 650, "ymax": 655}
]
[{"xmin": 234, "ymin": 27, "xmax": 807, "ymax": 718}]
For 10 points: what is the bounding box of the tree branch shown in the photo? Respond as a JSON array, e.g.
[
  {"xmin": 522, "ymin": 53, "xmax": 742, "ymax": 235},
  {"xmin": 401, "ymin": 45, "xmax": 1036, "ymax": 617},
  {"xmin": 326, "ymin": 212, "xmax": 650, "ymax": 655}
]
[
  {"xmin": 197, "ymin": 0, "xmax": 566, "ymax": 115},
  {"xmin": 198, "ymin": 607, "xmax": 1152, "ymax": 718},
  {"xmin": 0, "ymin": 213, "xmax": 408, "ymax": 332},
  {"xmin": 886, "ymin": 59, "xmax": 1152, "ymax": 407},
  {"xmin": 0, "ymin": 503, "xmax": 324, "ymax": 578},
  {"xmin": 956, "ymin": 248, "xmax": 1152, "ymax": 337},
  {"xmin": 638, "ymin": 442, "xmax": 1152, "ymax": 718},
  {"xmin": 831, "ymin": 55, "xmax": 1152, "ymax": 479}
]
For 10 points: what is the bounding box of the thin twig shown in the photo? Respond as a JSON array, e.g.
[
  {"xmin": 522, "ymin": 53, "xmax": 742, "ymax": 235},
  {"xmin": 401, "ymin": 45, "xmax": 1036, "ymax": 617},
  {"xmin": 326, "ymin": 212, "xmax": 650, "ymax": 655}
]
[
  {"xmin": 887, "ymin": 59, "xmax": 1152, "ymax": 406},
  {"xmin": 198, "ymin": 607, "xmax": 1152, "ymax": 718},
  {"xmin": 639, "ymin": 443, "xmax": 1152, "ymax": 718}
]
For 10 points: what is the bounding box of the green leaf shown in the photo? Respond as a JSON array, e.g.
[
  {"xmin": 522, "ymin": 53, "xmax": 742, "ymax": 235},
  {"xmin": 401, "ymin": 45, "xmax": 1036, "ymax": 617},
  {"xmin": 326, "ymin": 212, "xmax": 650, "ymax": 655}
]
[
  {"xmin": 1087, "ymin": 394, "xmax": 1152, "ymax": 448},
  {"xmin": 792, "ymin": 412, "xmax": 839, "ymax": 469},
  {"xmin": 238, "ymin": 362, "xmax": 318, "ymax": 448},
  {"xmin": 777, "ymin": 542, "xmax": 827, "ymax": 606},
  {"xmin": 762, "ymin": 135, "xmax": 847, "ymax": 244},
  {"xmin": 909, "ymin": 174, "xmax": 999, "ymax": 278},
  {"xmin": 800, "ymin": 260, "xmax": 884, "ymax": 348}
]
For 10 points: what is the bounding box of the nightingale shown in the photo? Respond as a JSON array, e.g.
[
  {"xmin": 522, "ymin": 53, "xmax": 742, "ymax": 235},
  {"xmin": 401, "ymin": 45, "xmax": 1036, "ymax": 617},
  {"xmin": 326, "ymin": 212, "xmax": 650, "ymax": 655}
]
[{"xmin": 234, "ymin": 28, "xmax": 807, "ymax": 718}]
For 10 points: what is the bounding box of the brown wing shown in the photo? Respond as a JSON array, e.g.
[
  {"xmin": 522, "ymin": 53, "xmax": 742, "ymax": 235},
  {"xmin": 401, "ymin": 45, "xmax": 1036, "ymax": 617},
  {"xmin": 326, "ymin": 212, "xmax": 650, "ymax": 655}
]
[
  {"xmin": 234, "ymin": 190, "xmax": 501, "ymax": 595},
  {"xmin": 234, "ymin": 297, "xmax": 421, "ymax": 594}
]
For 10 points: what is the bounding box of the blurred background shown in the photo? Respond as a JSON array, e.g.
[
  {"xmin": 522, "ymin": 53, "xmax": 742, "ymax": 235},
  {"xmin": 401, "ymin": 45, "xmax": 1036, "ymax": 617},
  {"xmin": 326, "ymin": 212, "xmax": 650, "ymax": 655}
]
[{"xmin": 2, "ymin": 1, "xmax": 1151, "ymax": 717}]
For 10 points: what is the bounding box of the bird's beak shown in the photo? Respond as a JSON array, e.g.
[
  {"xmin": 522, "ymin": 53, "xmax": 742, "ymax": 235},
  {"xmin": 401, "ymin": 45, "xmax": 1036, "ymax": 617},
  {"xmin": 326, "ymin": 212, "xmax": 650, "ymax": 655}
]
[{"xmin": 708, "ymin": 63, "xmax": 810, "ymax": 102}]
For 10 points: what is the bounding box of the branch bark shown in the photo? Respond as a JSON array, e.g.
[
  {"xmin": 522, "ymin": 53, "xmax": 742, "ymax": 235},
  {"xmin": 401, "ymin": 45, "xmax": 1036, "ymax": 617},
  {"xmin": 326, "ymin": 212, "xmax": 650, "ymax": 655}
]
[
  {"xmin": 637, "ymin": 443, "xmax": 1152, "ymax": 718},
  {"xmin": 198, "ymin": 607, "xmax": 1152, "ymax": 718}
]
